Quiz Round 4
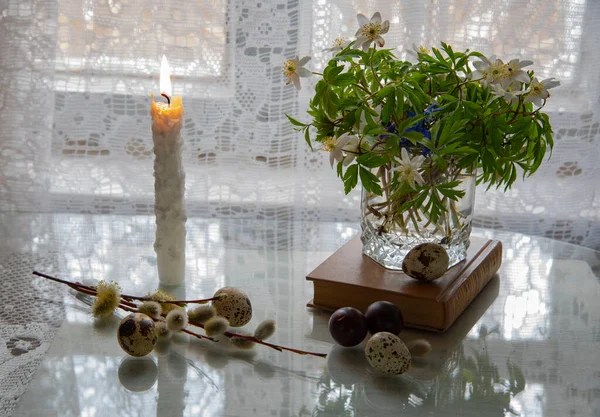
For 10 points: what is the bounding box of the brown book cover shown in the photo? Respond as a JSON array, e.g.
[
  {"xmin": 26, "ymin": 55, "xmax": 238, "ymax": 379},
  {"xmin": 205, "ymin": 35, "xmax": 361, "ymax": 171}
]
[{"xmin": 306, "ymin": 236, "xmax": 502, "ymax": 332}]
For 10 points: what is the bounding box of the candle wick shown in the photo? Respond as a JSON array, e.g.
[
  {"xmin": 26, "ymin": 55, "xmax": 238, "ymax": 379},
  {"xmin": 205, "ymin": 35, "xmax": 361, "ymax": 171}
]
[{"xmin": 161, "ymin": 93, "xmax": 171, "ymax": 107}]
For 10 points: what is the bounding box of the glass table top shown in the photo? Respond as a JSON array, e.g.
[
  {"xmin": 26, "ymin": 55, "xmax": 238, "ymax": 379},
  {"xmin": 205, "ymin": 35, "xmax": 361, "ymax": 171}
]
[{"xmin": 1, "ymin": 213, "xmax": 599, "ymax": 417}]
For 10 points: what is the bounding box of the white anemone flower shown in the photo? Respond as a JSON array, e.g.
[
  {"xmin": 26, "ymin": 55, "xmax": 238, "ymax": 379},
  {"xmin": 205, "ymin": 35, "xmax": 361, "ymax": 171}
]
[
  {"xmin": 491, "ymin": 83, "xmax": 524, "ymax": 105},
  {"xmin": 355, "ymin": 12, "xmax": 390, "ymax": 51},
  {"xmin": 328, "ymin": 135, "xmax": 360, "ymax": 167},
  {"xmin": 471, "ymin": 55, "xmax": 510, "ymax": 87},
  {"xmin": 394, "ymin": 148, "xmax": 425, "ymax": 189},
  {"xmin": 472, "ymin": 56, "xmax": 534, "ymax": 90},
  {"xmin": 503, "ymin": 59, "xmax": 533, "ymax": 87},
  {"xmin": 524, "ymin": 77, "xmax": 560, "ymax": 106},
  {"xmin": 323, "ymin": 37, "xmax": 351, "ymax": 53},
  {"xmin": 470, "ymin": 55, "xmax": 492, "ymax": 82},
  {"xmin": 282, "ymin": 56, "xmax": 312, "ymax": 90},
  {"xmin": 407, "ymin": 43, "xmax": 431, "ymax": 60}
]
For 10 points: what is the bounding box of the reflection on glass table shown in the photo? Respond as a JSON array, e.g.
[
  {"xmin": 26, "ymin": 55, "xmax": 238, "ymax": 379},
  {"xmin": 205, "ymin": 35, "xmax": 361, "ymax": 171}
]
[{"xmin": 1, "ymin": 213, "xmax": 598, "ymax": 417}]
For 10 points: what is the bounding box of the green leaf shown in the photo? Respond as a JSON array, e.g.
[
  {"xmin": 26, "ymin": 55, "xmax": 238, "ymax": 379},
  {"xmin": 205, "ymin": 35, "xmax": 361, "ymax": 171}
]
[
  {"xmin": 437, "ymin": 144, "xmax": 478, "ymax": 155},
  {"xmin": 504, "ymin": 163, "xmax": 517, "ymax": 191},
  {"xmin": 432, "ymin": 47, "xmax": 447, "ymax": 64},
  {"xmin": 286, "ymin": 114, "xmax": 307, "ymax": 127},
  {"xmin": 400, "ymin": 85, "xmax": 423, "ymax": 110},
  {"xmin": 462, "ymin": 101, "xmax": 480, "ymax": 112},
  {"xmin": 419, "ymin": 138, "xmax": 436, "ymax": 153},
  {"xmin": 440, "ymin": 94, "xmax": 458, "ymax": 102},
  {"xmin": 437, "ymin": 186, "xmax": 465, "ymax": 201},
  {"xmin": 304, "ymin": 127, "xmax": 312, "ymax": 150},
  {"xmin": 343, "ymin": 164, "xmax": 359, "ymax": 194},
  {"xmin": 454, "ymin": 55, "xmax": 469, "ymax": 70},
  {"xmin": 381, "ymin": 93, "xmax": 395, "ymax": 123},
  {"xmin": 432, "ymin": 154, "xmax": 448, "ymax": 170},
  {"xmin": 356, "ymin": 153, "xmax": 388, "ymax": 168},
  {"xmin": 313, "ymin": 80, "xmax": 327, "ymax": 104},
  {"xmin": 375, "ymin": 85, "xmax": 395, "ymax": 101},
  {"xmin": 401, "ymin": 131, "xmax": 423, "ymax": 143},
  {"xmin": 359, "ymin": 167, "xmax": 382, "ymax": 195},
  {"xmin": 529, "ymin": 140, "xmax": 546, "ymax": 173},
  {"xmin": 394, "ymin": 89, "xmax": 405, "ymax": 120},
  {"xmin": 481, "ymin": 150, "xmax": 496, "ymax": 172},
  {"xmin": 423, "ymin": 189, "xmax": 444, "ymax": 224},
  {"xmin": 438, "ymin": 180, "xmax": 462, "ymax": 189},
  {"xmin": 322, "ymin": 88, "xmax": 339, "ymax": 118},
  {"xmin": 397, "ymin": 189, "xmax": 427, "ymax": 212},
  {"xmin": 324, "ymin": 64, "xmax": 344, "ymax": 80},
  {"xmin": 362, "ymin": 122, "xmax": 388, "ymax": 135},
  {"xmin": 335, "ymin": 48, "xmax": 364, "ymax": 60},
  {"xmin": 413, "ymin": 190, "xmax": 428, "ymax": 209},
  {"xmin": 440, "ymin": 41, "xmax": 454, "ymax": 59},
  {"xmin": 330, "ymin": 73, "xmax": 355, "ymax": 87}
]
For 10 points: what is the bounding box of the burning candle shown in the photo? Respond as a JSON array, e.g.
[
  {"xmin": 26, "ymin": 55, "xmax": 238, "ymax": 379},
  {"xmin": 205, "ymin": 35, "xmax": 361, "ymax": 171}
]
[{"xmin": 151, "ymin": 56, "xmax": 186, "ymax": 286}]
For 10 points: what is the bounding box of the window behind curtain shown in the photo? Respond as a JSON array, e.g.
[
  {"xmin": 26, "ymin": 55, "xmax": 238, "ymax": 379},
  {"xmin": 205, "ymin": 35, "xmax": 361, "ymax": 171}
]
[{"xmin": 0, "ymin": 0, "xmax": 598, "ymax": 248}]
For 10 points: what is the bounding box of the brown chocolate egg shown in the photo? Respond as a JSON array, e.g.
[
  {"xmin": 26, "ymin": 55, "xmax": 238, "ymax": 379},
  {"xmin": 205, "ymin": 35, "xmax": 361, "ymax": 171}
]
[{"xmin": 117, "ymin": 313, "xmax": 157, "ymax": 357}]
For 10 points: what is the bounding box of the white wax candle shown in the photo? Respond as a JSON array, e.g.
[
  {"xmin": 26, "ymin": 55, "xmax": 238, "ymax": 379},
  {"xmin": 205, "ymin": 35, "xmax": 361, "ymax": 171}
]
[{"xmin": 150, "ymin": 56, "xmax": 186, "ymax": 286}]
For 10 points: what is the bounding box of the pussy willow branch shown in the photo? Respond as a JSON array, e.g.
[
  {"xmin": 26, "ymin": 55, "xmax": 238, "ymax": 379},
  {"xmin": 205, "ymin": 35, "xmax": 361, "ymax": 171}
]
[
  {"xmin": 32, "ymin": 271, "xmax": 218, "ymax": 305},
  {"xmin": 33, "ymin": 271, "xmax": 328, "ymax": 358},
  {"xmin": 189, "ymin": 322, "xmax": 327, "ymax": 358},
  {"xmin": 117, "ymin": 302, "xmax": 216, "ymax": 342}
]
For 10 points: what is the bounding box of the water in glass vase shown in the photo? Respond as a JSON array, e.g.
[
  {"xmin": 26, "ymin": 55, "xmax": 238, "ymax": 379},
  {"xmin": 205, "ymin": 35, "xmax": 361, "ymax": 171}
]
[{"xmin": 360, "ymin": 167, "xmax": 476, "ymax": 271}]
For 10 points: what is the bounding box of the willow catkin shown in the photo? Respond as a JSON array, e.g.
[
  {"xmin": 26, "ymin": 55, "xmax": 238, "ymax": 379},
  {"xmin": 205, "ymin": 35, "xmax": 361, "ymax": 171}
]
[
  {"xmin": 166, "ymin": 309, "xmax": 188, "ymax": 332},
  {"xmin": 155, "ymin": 321, "xmax": 172, "ymax": 340},
  {"xmin": 138, "ymin": 301, "xmax": 162, "ymax": 319},
  {"xmin": 188, "ymin": 305, "xmax": 216, "ymax": 324},
  {"xmin": 149, "ymin": 290, "xmax": 181, "ymax": 314},
  {"xmin": 231, "ymin": 335, "xmax": 256, "ymax": 350},
  {"xmin": 90, "ymin": 281, "xmax": 121, "ymax": 318},
  {"xmin": 204, "ymin": 316, "xmax": 229, "ymax": 336},
  {"xmin": 253, "ymin": 319, "xmax": 276, "ymax": 341}
]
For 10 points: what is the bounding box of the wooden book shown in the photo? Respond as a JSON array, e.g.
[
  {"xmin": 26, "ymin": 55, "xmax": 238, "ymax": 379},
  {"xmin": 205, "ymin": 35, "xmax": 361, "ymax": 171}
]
[{"xmin": 306, "ymin": 236, "xmax": 502, "ymax": 332}]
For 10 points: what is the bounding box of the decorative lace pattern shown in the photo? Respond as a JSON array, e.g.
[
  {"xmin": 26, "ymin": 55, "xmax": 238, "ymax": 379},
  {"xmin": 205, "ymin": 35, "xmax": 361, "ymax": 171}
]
[
  {"xmin": 0, "ymin": 0, "xmax": 598, "ymax": 250},
  {"xmin": 0, "ymin": 253, "xmax": 65, "ymax": 417}
]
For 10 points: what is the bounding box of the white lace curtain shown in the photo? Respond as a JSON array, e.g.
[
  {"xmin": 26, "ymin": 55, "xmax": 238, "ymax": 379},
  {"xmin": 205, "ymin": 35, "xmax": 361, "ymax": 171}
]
[{"xmin": 1, "ymin": 0, "xmax": 599, "ymax": 249}]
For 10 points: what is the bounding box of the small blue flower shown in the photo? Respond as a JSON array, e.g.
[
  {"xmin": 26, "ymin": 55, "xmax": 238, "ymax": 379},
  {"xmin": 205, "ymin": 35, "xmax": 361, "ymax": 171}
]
[
  {"xmin": 424, "ymin": 103, "xmax": 442, "ymax": 116},
  {"xmin": 381, "ymin": 122, "xmax": 412, "ymax": 148},
  {"xmin": 385, "ymin": 122, "xmax": 397, "ymax": 133},
  {"xmin": 379, "ymin": 105, "xmax": 439, "ymax": 156}
]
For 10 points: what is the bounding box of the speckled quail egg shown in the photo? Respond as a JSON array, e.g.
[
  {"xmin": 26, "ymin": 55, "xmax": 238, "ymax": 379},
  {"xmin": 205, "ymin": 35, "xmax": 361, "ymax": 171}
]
[
  {"xmin": 117, "ymin": 313, "xmax": 158, "ymax": 357},
  {"xmin": 211, "ymin": 287, "xmax": 252, "ymax": 327},
  {"xmin": 402, "ymin": 242, "xmax": 450, "ymax": 281},
  {"xmin": 365, "ymin": 332, "xmax": 411, "ymax": 375}
]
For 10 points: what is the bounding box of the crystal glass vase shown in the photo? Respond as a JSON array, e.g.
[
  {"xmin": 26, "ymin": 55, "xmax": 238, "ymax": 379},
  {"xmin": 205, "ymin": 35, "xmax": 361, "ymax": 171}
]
[{"xmin": 360, "ymin": 164, "xmax": 476, "ymax": 270}]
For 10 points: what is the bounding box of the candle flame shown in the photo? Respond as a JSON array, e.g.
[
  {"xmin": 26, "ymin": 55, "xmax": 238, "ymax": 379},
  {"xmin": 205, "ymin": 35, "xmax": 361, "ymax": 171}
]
[{"xmin": 160, "ymin": 55, "xmax": 172, "ymax": 97}]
